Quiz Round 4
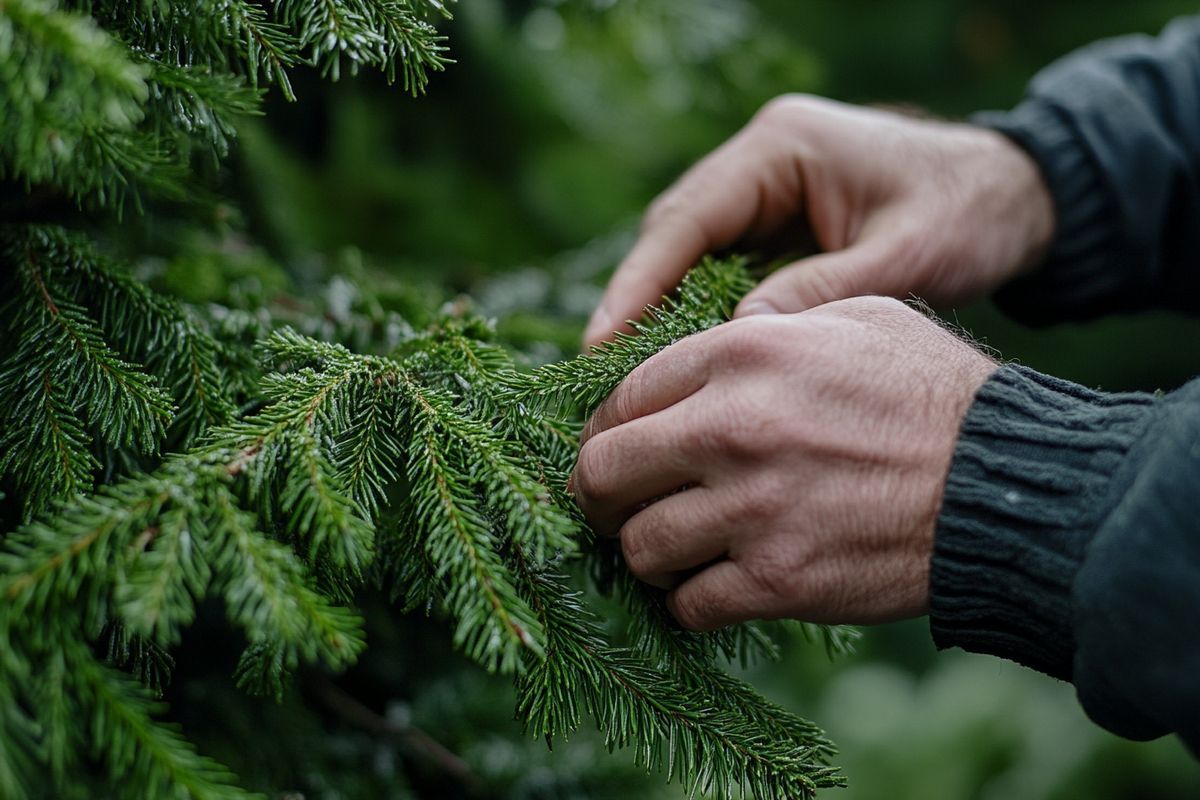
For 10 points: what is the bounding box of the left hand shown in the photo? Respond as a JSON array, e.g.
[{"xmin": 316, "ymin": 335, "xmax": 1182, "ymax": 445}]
[{"xmin": 571, "ymin": 297, "xmax": 997, "ymax": 630}]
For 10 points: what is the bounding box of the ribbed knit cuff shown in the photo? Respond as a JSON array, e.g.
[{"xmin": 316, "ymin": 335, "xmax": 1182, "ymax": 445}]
[
  {"xmin": 930, "ymin": 365, "xmax": 1158, "ymax": 680},
  {"xmin": 973, "ymin": 102, "xmax": 1132, "ymax": 327}
]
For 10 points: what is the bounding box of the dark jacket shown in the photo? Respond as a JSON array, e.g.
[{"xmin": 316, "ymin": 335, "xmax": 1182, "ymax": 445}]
[{"xmin": 930, "ymin": 17, "xmax": 1200, "ymax": 755}]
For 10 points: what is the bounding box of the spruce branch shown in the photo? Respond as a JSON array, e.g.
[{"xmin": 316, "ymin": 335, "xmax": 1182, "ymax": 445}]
[
  {"xmin": 2, "ymin": 0, "xmax": 455, "ymax": 208},
  {"xmin": 216, "ymin": 330, "xmax": 388, "ymax": 578},
  {"xmin": 617, "ymin": 569, "xmax": 784, "ymax": 671},
  {"xmin": 114, "ymin": 505, "xmax": 211, "ymax": 647},
  {"xmin": 276, "ymin": 0, "xmax": 388, "ymax": 81},
  {"xmin": 10, "ymin": 226, "xmax": 237, "ymax": 444},
  {"xmin": 274, "ymin": 0, "xmax": 453, "ymax": 85},
  {"xmin": 0, "ymin": 364, "xmax": 98, "ymax": 519},
  {"xmin": 0, "ymin": 0, "xmax": 148, "ymax": 136},
  {"xmin": 280, "ymin": 430, "xmax": 377, "ymax": 580},
  {"xmin": 2, "ymin": 0, "xmax": 148, "ymax": 118},
  {"xmin": 516, "ymin": 565, "xmax": 844, "ymax": 800},
  {"xmin": 144, "ymin": 58, "xmax": 264, "ymax": 157},
  {"xmin": 0, "ymin": 252, "xmax": 854, "ymax": 797},
  {"xmin": 334, "ymin": 385, "xmax": 405, "ymax": 517},
  {"xmin": 619, "ymin": 579, "xmax": 839, "ymax": 767},
  {"xmin": 400, "ymin": 376, "xmax": 547, "ymax": 672},
  {"xmin": 505, "ymin": 255, "xmax": 756, "ymax": 415},
  {"xmin": 0, "ymin": 465, "xmax": 177, "ymax": 629},
  {"xmin": 0, "ymin": 225, "xmax": 248, "ymax": 517},
  {"xmin": 0, "ymin": 0, "xmax": 195, "ymax": 206},
  {"xmin": 794, "ymin": 620, "xmax": 863, "ymax": 661},
  {"xmin": 103, "ymin": 621, "xmax": 177, "ymax": 695},
  {"xmin": 8, "ymin": 244, "xmax": 175, "ymax": 452},
  {"xmin": 413, "ymin": 378, "xmax": 577, "ymax": 563},
  {"xmin": 205, "ymin": 482, "xmax": 366, "ymax": 671},
  {"xmin": 202, "ymin": 0, "xmax": 300, "ymax": 96},
  {"xmin": 66, "ymin": 638, "xmax": 258, "ymax": 800},
  {"xmin": 407, "ymin": 319, "xmax": 582, "ymax": 553},
  {"xmin": 36, "ymin": 646, "xmax": 76, "ymax": 785},
  {"xmin": 83, "ymin": 0, "xmax": 301, "ymax": 99},
  {"xmin": 360, "ymin": 0, "xmax": 453, "ymax": 93}
]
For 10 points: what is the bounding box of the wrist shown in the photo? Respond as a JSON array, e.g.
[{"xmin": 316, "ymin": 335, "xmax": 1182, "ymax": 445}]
[{"xmin": 973, "ymin": 126, "xmax": 1056, "ymax": 274}]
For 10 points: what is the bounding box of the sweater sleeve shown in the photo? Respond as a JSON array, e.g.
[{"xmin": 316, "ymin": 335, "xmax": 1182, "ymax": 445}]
[
  {"xmin": 972, "ymin": 16, "xmax": 1200, "ymax": 324},
  {"xmin": 930, "ymin": 365, "xmax": 1200, "ymax": 755}
]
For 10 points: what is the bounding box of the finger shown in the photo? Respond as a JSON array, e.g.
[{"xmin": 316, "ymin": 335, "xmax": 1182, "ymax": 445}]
[
  {"xmin": 581, "ymin": 332, "xmax": 713, "ymax": 445},
  {"xmin": 583, "ymin": 129, "xmax": 793, "ymax": 348},
  {"xmin": 573, "ymin": 405, "xmax": 703, "ymax": 536},
  {"xmin": 733, "ymin": 241, "xmax": 888, "ymax": 317},
  {"xmin": 618, "ymin": 485, "xmax": 731, "ymax": 590},
  {"xmin": 666, "ymin": 560, "xmax": 756, "ymax": 632}
]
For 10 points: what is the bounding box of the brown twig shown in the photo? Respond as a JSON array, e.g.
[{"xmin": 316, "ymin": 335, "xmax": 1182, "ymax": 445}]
[{"xmin": 307, "ymin": 674, "xmax": 483, "ymax": 793}]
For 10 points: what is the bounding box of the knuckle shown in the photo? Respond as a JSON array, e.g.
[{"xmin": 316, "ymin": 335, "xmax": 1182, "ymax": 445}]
[
  {"xmin": 712, "ymin": 321, "xmax": 774, "ymax": 366},
  {"xmin": 694, "ymin": 393, "xmax": 782, "ymax": 464},
  {"xmin": 702, "ymin": 422, "xmax": 742, "ymax": 458},
  {"xmin": 725, "ymin": 480, "xmax": 785, "ymax": 528},
  {"xmin": 754, "ymin": 93, "xmax": 817, "ymax": 129},
  {"xmin": 694, "ymin": 400, "xmax": 774, "ymax": 463},
  {"xmin": 740, "ymin": 556, "xmax": 796, "ymax": 603},
  {"xmin": 643, "ymin": 190, "xmax": 684, "ymax": 231}
]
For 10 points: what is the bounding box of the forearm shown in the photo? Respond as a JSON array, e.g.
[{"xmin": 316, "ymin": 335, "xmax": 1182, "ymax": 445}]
[
  {"xmin": 975, "ymin": 17, "xmax": 1200, "ymax": 323},
  {"xmin": 930, "ymin": 366, "xmax": 1200, "ymax": 754}
]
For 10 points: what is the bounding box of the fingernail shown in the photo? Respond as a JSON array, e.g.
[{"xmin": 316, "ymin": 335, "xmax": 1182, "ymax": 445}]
[{"xmin": 736, "ymin": 299, "xmax": 780, "ymax": 317}]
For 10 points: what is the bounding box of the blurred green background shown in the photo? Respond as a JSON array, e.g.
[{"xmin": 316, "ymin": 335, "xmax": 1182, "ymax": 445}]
[{"xmin": 198, "ymin": 1, "xmax": 1200, "ymax": 796}]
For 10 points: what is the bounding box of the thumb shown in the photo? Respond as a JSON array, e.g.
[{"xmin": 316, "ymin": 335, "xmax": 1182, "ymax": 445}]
[{"xmin": 733, "ymin": 243, "xmax": 886, "ymax": 317}]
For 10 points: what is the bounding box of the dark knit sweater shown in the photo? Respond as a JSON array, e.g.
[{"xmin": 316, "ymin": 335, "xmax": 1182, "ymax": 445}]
[{"xmin": 931, "ymin": 17, "xmax": 1200, "ymax": 754}]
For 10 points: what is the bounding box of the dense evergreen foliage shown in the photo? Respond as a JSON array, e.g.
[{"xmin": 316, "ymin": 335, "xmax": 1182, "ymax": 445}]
[{"xmin": 0, "ymin": 3, "xmax": 854, "ymax": 797}]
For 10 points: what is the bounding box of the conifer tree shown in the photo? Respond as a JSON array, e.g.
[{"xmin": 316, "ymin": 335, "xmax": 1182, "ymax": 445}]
[{"xmin": 0, "ymin": 3, "xmax": 853, "ymax": 797}]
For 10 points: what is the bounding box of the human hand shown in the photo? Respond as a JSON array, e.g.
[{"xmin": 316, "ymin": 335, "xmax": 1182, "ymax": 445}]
[
  {"xmin": 571, "ymin": 297, "xmax": 997, "ymax": 629},
  {"xmin": 583, "ymin": 95, "xmax": 1054, "ymax": 348}
]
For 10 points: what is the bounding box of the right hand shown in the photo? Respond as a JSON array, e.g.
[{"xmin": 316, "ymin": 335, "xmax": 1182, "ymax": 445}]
[{"xmin": 583, "ymin": 95, "xmax": 1056, "ymax": 348}]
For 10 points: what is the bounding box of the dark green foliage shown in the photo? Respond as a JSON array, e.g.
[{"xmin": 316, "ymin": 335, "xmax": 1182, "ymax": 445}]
[
  {"xmin": 506, "ymin": 255, "xmax": 758, "ymax": 415},
  {"xmin": 517, "ymin": 565, "xmax": 843, "ymax": 800},
  {"xmin": 0, "ymin": 236, "xmax": 848, "ymax": 797},
  {"xmin": 0, "ymin": 2, "xmax": 852, "ymax": 797},
  {"xmin": 0, "ymin": 0, "xmax": 450, "ymax": 208},
  {"xmin": 0, "ymin": 226, "xmax": 191, "ymax": 519}
]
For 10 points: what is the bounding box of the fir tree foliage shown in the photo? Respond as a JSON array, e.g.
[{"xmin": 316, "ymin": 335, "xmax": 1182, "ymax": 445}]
[
  {"xmin": 1, "ymin": 2, "xmax": 854, "ymax": 796},
  {"xmin": 0, "ymin": 240, "xmax": 850, "ymax": 797},
  {"xmin": 0, "ymin": 225, "xmax": 230, "ymax": 520},
  {"xmin": 0, "ymin": 0, "xmax": 451, "ymax": 208},
  {"xmin": 506, "ymin": 254, "xmax": 759, "ymax": 416}
]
